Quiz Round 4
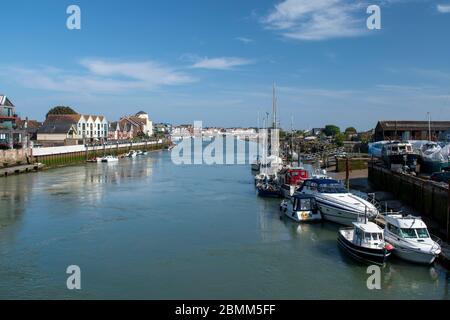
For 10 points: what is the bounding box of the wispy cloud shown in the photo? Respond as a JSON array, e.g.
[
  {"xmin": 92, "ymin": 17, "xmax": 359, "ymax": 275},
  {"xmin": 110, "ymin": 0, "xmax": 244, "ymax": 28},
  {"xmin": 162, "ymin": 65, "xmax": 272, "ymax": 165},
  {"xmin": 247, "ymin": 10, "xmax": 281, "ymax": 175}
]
[
  {"xmin": 437, "ymin": 4, "xmax": 450, "ymax": 13},
  {"xmin": 190, "ymin": 57, "xmax": 253, "ymax": 70},
  {"xmin": 1, "ymin": 59, "xmax": 195, "ymax": 94},
  {"xmin": 261, "ymin": 0, "xmax": 366, "ymax": 41},
  {"xmin": 236, "ymin": 37, "xmax": 254, "ymax": 43}
]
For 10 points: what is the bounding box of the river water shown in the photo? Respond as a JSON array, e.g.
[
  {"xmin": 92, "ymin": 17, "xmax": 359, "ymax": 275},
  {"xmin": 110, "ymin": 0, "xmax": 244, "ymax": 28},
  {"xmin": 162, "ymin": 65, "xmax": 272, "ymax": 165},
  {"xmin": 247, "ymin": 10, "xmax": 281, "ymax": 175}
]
[{"xmin": 0, "ymin": 149, "xmax": 449, "ymax": 299}]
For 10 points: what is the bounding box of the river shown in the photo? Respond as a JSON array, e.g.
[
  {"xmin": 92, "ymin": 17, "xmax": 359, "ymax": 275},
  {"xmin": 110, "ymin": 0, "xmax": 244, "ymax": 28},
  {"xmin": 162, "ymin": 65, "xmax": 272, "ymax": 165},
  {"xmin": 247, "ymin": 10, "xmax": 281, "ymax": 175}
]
[{"xmin": 0, "ymin": 149, "xmax": 449, "ymax": 299}]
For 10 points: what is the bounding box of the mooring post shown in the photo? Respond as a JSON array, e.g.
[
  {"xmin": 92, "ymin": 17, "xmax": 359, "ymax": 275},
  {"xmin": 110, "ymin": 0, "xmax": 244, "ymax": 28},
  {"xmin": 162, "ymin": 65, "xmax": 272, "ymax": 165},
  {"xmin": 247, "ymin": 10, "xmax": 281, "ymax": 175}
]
[
  {"xmin": 346, "ymin": 157, "xmax": 350, "ymax": 190},
  {"xmin": 447, "ymin": 179, "xmax": 450, "ymax": 242}
]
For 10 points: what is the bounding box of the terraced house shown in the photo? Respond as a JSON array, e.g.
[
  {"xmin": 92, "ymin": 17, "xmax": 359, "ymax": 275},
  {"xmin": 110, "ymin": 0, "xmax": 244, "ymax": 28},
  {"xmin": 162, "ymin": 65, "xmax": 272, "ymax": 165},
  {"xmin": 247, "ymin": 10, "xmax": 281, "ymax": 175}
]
[{"xmin": 37, "ymin": 114, "xmax": 109, "ymax": 145}]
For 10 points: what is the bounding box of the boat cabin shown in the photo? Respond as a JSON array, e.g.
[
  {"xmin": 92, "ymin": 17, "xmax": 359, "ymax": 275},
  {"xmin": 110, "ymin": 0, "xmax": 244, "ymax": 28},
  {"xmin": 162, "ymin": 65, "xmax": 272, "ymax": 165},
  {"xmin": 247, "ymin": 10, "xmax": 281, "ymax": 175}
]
[
  {"xmin": 291, "ymin": 194, "xmax": 318, "ymax": 212},
  {"xmin": 382, "ymin": 141, "xmax": 414, "ymax": 156},
  {"xmin": 351, "ymin": 222, "xmax": 385, "ymax": 249},
  {"xmin": 299, "ymin": 179, "xmax": 347, "ymax": 194},
  {"xmin": 385, "ymin": 215, "xmax": 431, "ymax": 241},
  {"xmin": 278, "ymin": 168, "xmax": 309, "ymax": 186}
]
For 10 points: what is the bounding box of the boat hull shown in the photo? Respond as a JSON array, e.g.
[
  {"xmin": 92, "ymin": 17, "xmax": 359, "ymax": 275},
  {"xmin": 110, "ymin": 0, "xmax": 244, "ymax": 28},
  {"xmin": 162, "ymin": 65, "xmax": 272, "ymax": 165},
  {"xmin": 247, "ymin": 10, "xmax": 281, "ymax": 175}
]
[
  {"xmin": 338, "ymin": 232, "xmax": 391, "ymax": 265},
  {"xmin": 392, "ymin": 247, "xmax": 437, "ymax": 264},
  {"xmin": 316, "ymin": 199, "xmax": 368, "ymax": 226},
  {"xmin": 257, "ymin": 186, "xmax": 280, "ymax": 198},
  {"xmin": 281, "ymin": 206, "xmax": 322, "ymax": 222}
]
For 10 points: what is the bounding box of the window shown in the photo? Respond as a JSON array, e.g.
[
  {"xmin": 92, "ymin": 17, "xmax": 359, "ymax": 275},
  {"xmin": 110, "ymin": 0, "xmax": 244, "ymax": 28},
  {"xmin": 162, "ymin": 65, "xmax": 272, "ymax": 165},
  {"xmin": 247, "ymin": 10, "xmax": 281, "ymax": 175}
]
[
  {"xmin": 300, "ymin": 199, "xmax": 311, "ymax": 211},
  {"xmin": 82, "ymin": 123, "xmax": 86, "ymax": 130},
  {"xmin": 400, "ymin": 228, "xmax": 417, "ymax": 239},
  {"xmin": 416, "ymin": 228, "xmax": 430, "ymax": 239},
  {"xmin": 364, "ymin": 233, "xmax": 371, "ymax": 241},
  {"xmin": 388, "ymin": 223, "xmax": 400, "ymax": 236}
]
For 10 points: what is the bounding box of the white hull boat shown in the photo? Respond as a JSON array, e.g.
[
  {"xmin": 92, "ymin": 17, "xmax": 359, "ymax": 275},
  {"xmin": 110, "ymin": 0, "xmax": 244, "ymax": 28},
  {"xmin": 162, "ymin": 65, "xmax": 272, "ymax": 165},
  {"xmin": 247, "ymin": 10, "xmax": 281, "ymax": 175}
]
[
  {"xmin": 298, "ymin": 179, "xmax": 379, "ymax": 226},
  {"xmin": 101, "ymin": 155, "xmax": 119, "ymax": 163},
  {"xmin": 280, "ymin": 194, "xmax": 321, "ymax": 222},
  {"xmin": 384, "ymin": 214, "xmax": 441, "ymax": 264}
]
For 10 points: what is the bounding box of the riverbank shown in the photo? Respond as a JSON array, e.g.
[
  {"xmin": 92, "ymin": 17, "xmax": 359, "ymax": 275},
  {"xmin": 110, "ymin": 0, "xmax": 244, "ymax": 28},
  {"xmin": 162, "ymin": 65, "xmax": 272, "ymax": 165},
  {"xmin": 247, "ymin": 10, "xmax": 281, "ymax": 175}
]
[{"xmin": 0, "ymin": 139, "xmax": 171, "ymax": 177}]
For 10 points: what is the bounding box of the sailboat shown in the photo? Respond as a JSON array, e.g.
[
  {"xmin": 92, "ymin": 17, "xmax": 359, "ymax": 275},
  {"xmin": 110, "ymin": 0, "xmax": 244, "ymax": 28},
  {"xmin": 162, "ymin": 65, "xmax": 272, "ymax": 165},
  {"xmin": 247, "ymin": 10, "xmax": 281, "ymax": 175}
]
[{"xmin": 256, "ymin": 84, "xmax": 281, "ymax": 198}]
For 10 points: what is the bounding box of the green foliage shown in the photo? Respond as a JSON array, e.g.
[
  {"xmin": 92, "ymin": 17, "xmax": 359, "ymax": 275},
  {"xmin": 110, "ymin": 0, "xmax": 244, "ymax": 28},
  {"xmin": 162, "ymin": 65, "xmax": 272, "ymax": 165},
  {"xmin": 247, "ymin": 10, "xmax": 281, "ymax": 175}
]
[
  {"xmin": 46, "ymin": 106, "xmax": 78, "ymax": 118},
  {"xmin": 344, "ymin": 127, "xmax": 357, "ymax": 135},
  {"xmin": 335, "ymin": 133, "xmax": 346, "ymax": 147},
  {"xmin": 324, "ymin": 125, "xmax": 340, "ymax": 137}
]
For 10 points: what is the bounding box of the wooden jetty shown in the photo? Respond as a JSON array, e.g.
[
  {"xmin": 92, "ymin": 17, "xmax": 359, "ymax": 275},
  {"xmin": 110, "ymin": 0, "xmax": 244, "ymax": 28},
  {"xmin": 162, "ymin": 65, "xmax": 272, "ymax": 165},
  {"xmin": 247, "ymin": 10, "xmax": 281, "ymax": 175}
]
[{"xmin": 0, "ymin": 163, "xmax": 44, "ymax": 177}]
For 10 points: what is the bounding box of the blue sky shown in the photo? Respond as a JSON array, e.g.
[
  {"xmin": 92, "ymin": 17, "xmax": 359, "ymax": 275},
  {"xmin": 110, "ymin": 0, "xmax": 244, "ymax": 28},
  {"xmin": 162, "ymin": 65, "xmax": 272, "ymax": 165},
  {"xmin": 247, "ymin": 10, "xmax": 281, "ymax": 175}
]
[{"xmin": 0, "ymin": 0, "xmax": 449, "ymax": 130}]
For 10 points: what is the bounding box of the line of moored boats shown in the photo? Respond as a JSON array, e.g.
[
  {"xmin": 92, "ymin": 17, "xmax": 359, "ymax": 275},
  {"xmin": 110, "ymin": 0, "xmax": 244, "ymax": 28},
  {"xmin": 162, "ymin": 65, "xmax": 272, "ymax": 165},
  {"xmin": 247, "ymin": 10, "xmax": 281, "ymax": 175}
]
[
  {"xmin": 87, "ymin": 150, "xmax": 148, "ymax": 163},
  {"xmin": 252, "ymin": 159, "xmax": 442, "ymax": 266}
]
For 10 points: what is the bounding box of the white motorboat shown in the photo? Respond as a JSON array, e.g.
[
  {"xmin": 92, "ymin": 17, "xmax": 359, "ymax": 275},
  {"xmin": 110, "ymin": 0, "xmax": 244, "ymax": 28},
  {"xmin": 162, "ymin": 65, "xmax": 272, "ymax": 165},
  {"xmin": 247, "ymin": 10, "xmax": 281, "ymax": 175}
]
[
  {"xmin": 280, "ymin": 194, "xmax": 322, "ymax": 222},
  {"xmin": 126, "ymin": 150, "xmax": 137, "ymax": 158},
  {"xmin": 384, "ymin": 214, "xmax": 441, "ymax": 264},
  {"xmin": 298, "ymin": 179, "xmax": 379, "ymax": 226},
  {"xmin": 100, "ymin": 155, "xmax": 119, "ymax": 163},
  {"xmin": 338, "ymin": 220, "xmax": 393, "ymax": 265}
]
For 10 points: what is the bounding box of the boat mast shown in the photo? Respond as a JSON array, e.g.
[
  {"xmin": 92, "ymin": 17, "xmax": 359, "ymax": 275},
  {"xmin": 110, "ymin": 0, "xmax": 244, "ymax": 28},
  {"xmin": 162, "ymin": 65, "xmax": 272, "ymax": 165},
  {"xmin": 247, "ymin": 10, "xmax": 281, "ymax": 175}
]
[
  {"xmin": 427, "ymin": 112, "xmax": 431, "ymax": 141},
  {"xmin": 272, "ymin": 82, "xmax": 277, "ymax": 130}
]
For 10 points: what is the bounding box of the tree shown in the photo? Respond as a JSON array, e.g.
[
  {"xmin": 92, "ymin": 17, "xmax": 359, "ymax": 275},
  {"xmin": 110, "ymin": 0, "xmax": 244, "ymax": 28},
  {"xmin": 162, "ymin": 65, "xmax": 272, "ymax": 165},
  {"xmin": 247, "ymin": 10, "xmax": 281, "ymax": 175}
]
[
  {"xmin": 344, "ymin": 127, "xmax": 357, "ymax": 135},
  {"xmin": 46, "ymin": 106, "xmax": 77, "ymax": 119},
  {"xmin": 335, "ymin": 133, "xmax": 346, "ymax": 147},
  {"xmin": 324, "ymin": 125, "xmax": 340, "ymax": 137}
]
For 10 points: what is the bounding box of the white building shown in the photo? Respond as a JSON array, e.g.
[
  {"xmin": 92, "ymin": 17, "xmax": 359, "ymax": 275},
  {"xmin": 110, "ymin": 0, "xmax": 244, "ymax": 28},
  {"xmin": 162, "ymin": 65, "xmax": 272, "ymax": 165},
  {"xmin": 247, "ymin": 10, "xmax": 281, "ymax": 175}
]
[{"xmin": 45, "ymin": 114, "xmax": 109, "ymax": 141}]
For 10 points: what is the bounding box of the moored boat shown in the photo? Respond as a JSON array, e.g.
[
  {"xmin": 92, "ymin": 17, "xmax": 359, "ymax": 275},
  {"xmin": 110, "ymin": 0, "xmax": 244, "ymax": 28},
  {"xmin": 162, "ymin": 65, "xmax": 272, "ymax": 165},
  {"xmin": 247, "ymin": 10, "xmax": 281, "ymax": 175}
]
[
  {"xmin": 280, "ymin": 194, "xmax": 322, "ymax": 222},
  {"xmin": 381, "ymin": 141, "xmax": 419, "ymax": 171},
  {"xmin": 298, "ymin": 179, "xmax": 379, "ymax": 226},
  {"xmin": 384, "ymin": 214, "xmax": 441, "ymax": 264},
  {"xmin": 278, "ymin": 167, "xmax": 309, "ymax": 198},
  {"xmin": 100, "ymin": 155, "xmax": 119, "ymax": 163},
  {"xmin": 338, "ymin": 221, "xmax": 393, "ymax": 265}
]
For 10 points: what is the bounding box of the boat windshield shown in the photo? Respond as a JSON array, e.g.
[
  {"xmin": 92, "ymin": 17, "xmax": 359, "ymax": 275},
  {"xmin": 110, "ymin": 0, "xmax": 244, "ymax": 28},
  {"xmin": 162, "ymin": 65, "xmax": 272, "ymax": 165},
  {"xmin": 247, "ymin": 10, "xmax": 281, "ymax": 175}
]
[
  {"xmin": 317, "ymin": 183, "xmax": 347, "ymax": 193},
  {"xmin": 415, "ymin": 228, "xmax": 430, "ymax": 239},
  {"xmin": 400, "ymin": 228, "xmax": 430, "ymax": 239},
  {"xmin": 400, "ymin": 228, "xmax": 417, "ymax": 238}
]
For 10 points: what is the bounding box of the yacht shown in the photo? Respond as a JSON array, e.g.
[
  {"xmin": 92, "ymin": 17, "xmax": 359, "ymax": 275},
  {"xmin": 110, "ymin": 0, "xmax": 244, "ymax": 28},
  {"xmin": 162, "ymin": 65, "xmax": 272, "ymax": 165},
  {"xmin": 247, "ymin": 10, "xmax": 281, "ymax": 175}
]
[
  {"xmin": 381, "ymin": 141, "xmax": 419, "ymax": 171},
  {"xmin": 280, "ymin": 194, "xmax": 322, "ymax": 222},
  {"xmin": 338, "ymin": 220, "xmax": 393, "ymax": 265},
  {"xmin": 256, "ymin": 176, "xmax": 281, "ymax": 198},
  {"xmin": 384, "ymin": 214, "xmax": 441, "ymax": 264},
  {"xmin": 298, "ymin": 179, "xmax": 379, "ymax": 226}
]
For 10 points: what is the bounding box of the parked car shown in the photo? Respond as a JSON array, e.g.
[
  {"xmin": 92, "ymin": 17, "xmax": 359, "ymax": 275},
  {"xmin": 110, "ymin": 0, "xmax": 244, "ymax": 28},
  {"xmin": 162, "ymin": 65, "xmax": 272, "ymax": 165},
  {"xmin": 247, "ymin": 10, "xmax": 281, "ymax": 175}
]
[{"xmin": 430, "ymin": 171, "xmax": 450, "ymax": 184}]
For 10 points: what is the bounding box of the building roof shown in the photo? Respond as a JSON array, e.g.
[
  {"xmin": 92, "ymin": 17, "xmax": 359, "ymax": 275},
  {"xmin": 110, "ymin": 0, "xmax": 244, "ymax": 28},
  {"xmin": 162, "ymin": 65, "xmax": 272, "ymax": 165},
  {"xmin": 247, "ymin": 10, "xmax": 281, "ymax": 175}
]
[
  {"xmin": 45, "ymin": 114, "xmax": 106, "ymax": 123},
  {"xmin": 38, "ymin": 121, "xmax": 77, "ymax": 134},
  {"xmin": 136, "ymin": 111, "xmax": 147, "ymax": 116},
  {"xmin": 376, "ymin": 121, "xmax": 450, "ymax": 131},
  {"xmin": 0, "ymin": 95, "xmax": 14, "ymax": 107}
]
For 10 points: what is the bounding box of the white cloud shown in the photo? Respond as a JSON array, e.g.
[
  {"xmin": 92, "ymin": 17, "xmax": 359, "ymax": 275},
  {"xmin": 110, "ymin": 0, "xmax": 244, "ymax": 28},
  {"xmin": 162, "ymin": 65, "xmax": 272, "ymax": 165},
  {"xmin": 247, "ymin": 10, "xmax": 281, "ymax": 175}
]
[
  {"xmin": 1, "ymin": 59, "xmax": 195, "ymax": 93},
  {"xmin": 190, "ymin": 57, "xmax": 253, "ymax": 70},
  {"xmin": 262, "ymin": 0, "xmax": 366, "ymax": 41},
  {"xmin": 437, "ymin": 4, "xmax": 450, "ymax": 13},
  {"xmin": 236, "ymin": 37, "xmax": 254, "ymax": 43}
]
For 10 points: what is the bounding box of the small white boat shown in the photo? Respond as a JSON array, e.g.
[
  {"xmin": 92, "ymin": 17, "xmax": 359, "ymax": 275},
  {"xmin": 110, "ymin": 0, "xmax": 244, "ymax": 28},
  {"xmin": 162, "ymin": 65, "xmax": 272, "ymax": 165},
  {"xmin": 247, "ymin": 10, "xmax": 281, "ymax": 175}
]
[
  {"xmin": 384, "ymin": 214, "xmax": 441, "ymax": 264},
  {"xmin": 126, "ymin": 151, "xmax": 137, "ymax": 158},
  {"xmin": 280, "ymin": 194, "xmax": 322, "ymax": 222},
  {"xmin": 101, "ymin": 155, "xmax": 119, "ymax": 163},
  {"xmin": 338, "ymin": 220, "xmax": 394, "ymax": 265}
]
